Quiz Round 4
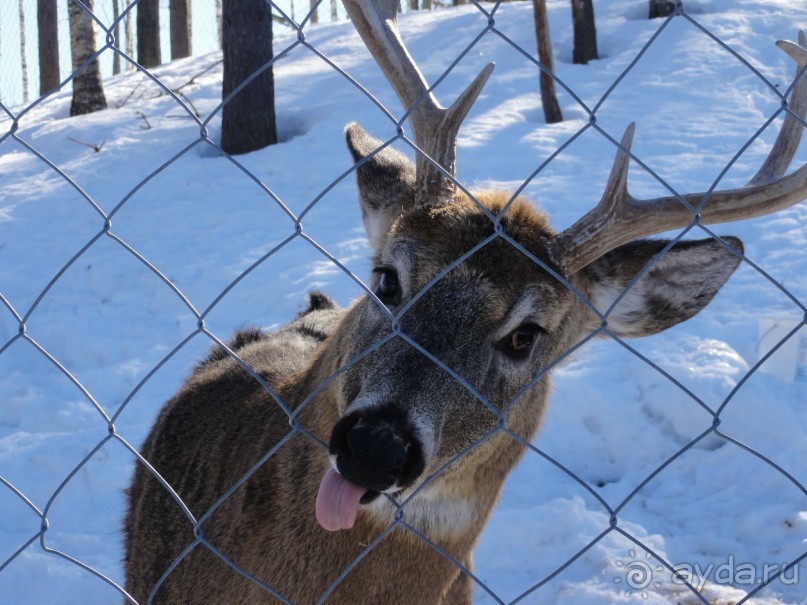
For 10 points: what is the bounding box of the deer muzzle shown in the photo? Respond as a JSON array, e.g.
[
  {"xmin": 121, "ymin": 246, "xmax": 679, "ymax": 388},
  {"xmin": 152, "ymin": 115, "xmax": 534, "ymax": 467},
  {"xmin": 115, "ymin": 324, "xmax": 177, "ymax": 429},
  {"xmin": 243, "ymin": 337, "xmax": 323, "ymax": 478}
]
[{"xmin": 315, "ymin": 407, "xmax": 426, "ymax": 532}]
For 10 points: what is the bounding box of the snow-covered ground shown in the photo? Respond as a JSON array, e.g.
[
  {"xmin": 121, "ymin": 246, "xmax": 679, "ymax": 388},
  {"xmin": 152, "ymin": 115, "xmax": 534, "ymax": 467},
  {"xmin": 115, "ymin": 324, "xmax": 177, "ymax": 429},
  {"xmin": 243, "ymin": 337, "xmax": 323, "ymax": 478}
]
[{"xmin": 1, "ymin": 1, "xmax": 805, "ymax": 603}]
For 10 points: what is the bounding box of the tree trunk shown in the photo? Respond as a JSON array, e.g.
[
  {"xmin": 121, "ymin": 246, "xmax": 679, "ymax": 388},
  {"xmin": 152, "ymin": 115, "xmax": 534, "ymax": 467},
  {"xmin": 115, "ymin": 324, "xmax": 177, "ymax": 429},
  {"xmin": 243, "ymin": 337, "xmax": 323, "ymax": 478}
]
[
  {"xmin": 69, "ymin": 0, "xmax": 107, "ymax": 116},
  {"xmin": 215, "ymin": 0, "xmax": 222, "ymax": 48},
  {"xmin": 112, "ymin": 0, "xmax": 121, "ymax": 74},
  {"xmin": 37, "ymin": 0, "xmax": 60, "ymax": 95},
  {"xmin": 221, "ymin": 0, "xmax": 277, "ymax": 155},
  {"xmin": 170, "ymin": 0, "xmax": 192, "ymax": 60},
  {"xmin": 532, "ymin": 0, "xmax": 562, "ymax": 123},
  {"xmin": 649, "ymin": 0, "xmax": 675, "ymax": 18},
  {"xmin": 125, "ymin": 6, "xmax": 134, "ymax": 69},
  {"xmin": 309, "ymin": 0, "xmax": 318, "ymax": 23},
  {"xmin": 423, "ymin": 0, "xmax": 432, "ymax": 9},
  {"xmin": 137, "ymin": 0, "xmax": 161, "ymax": 68},
  {"xmin": 571, "ymin": 0, "xmax": 597, "ymax": 64},
  {"xmin": 409, "ymin": 0, "xmax": 418, "ymax": 10},
  {"xmin": 331, "ymin": 0, "xmax": 338, "ymax": 22},
  {"xmin": 19, "ymin": 0, "xmax": 30, "ymax": 103}
]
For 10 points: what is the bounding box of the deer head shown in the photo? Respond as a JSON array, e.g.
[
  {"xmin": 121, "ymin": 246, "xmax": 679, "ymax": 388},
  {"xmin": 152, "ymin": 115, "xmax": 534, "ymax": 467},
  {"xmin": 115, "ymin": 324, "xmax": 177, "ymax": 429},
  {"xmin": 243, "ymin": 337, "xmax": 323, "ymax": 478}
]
[{"xmin": 315, "ymin": 1, "xmax": 807, "ymax": 534}]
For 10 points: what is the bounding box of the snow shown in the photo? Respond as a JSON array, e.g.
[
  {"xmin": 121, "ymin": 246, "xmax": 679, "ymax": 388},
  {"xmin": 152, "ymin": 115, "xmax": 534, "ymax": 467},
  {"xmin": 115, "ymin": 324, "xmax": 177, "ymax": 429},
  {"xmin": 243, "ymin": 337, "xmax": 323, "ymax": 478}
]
[{"xmin": 1, "ymin": 1, "xmax": 806, "ymax": 604}]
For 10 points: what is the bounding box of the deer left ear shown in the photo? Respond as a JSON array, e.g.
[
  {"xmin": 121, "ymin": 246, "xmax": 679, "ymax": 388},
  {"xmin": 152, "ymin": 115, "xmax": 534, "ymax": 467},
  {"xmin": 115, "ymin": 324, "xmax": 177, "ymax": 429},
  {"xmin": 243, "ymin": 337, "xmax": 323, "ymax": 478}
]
[
  {"xmin": 583, "ymin": 237, "xmax": 743, "ymax": 338},
  {"xmin": 346, "ymin": 123, "xmax": 416, "ymax": 250}
]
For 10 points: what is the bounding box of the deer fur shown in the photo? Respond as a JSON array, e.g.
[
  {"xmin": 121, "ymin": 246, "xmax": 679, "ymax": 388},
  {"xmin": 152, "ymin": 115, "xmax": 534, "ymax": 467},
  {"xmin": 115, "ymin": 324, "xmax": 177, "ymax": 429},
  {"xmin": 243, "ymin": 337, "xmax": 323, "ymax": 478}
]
[{"xmin": 123, "ymin": 125, "xmax": 743, "ymax": 604}]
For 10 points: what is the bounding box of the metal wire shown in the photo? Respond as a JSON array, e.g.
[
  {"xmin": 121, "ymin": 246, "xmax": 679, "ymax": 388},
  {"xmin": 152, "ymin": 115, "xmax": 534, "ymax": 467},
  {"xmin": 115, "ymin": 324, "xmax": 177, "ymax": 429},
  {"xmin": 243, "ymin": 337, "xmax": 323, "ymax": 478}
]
[{"xmin": 0, "ymin": 1, "xmax": 805, "ymax": 604}]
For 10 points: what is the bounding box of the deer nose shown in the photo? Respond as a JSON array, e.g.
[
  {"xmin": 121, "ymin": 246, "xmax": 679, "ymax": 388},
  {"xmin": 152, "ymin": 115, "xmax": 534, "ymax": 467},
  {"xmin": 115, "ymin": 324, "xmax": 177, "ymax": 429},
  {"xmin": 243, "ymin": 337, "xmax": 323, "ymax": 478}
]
[{"xmin": 329, "ymin": 410, "xmax": 423, "ymax": 493}]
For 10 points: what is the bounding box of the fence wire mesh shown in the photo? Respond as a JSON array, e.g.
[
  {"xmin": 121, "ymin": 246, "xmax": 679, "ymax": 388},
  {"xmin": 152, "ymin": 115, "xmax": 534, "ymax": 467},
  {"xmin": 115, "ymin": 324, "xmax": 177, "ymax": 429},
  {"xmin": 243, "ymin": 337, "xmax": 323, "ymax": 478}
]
[{"xmin": 0, "ymin": 0, "xmax": 805, "ymax": 603}]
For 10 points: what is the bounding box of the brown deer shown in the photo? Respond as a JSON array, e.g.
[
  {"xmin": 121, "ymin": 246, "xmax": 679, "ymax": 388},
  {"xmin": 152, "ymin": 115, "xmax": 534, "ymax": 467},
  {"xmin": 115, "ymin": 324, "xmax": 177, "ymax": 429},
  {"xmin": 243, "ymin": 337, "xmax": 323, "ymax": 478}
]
[{"xmin": 123, "ymin": 2, "xmax": 807, "ymax": 602}]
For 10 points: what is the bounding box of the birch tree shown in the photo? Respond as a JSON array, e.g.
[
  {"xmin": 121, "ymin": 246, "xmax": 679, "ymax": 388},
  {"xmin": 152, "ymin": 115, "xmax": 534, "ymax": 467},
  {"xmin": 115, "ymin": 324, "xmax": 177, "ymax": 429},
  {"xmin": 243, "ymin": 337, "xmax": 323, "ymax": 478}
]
[
  {"xmin": 112, "ymin": 0, "xmax": 121, "ymax": 74},
  {"xmin": 19, "ymin": 0, "xmax": 29, "ymax": 103},
  {"xmin": 216, "ymin": 0, "xmax": 222, "ymax": 48},
  {"xmin": 69, "ymin": 0, "xmax": 107, "ymax": 116},
  {"xmin": 125, "ymin": 5, "xmax": 134, "ymax": 69}
]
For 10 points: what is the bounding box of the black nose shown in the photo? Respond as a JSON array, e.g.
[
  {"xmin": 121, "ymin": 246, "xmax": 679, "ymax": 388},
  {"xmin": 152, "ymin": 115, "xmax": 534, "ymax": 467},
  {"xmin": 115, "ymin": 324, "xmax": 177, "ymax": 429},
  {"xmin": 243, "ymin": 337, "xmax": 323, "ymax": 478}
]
[{"xmin": 329, "ymin": 409, "xmax": 424, "ymax": 493}]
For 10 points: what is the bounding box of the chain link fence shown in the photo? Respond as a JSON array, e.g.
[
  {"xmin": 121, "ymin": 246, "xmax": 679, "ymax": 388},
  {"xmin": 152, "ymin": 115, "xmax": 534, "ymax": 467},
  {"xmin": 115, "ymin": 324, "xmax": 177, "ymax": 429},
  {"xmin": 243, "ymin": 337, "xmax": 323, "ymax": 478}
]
[{"xmin": 0, "ymin": 0, "xmax": 805, "ymax": 603}]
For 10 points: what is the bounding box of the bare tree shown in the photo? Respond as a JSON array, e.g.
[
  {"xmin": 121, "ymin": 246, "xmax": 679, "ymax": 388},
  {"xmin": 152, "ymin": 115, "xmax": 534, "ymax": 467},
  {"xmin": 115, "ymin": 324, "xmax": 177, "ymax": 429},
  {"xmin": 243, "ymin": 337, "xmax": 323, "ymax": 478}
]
[
  {"xmin": 68, "ymin": 0, "xmax": 107, "ymax": 116},
  {"xmin": 331, "ymin": 0, "xmax": 338, "ymax": 21},
  {"xmin": 532, "ymin": 0, "xmax": 562, "ymax": 123},
  {"xmin": 221, "ymin": 0, "xmax": 277, "ymax": 154},
  {"xmin": 137, "ymin": 0, "xmax": 161, "ymax": 68},
  {"xmin": 125, "ymin": 5, "xmax": 134, "ymax": 69},
  {"xmin": 112, "ymin": 0, "xmax": 121, "ymax": 74},
  {"xmin": 19, "ymin": 0, "xmax": 29, "ymax": 103},
  {"xmin": 649, "ymin": 0, "xmax": 675, "ymax": 18},
  {"xmin": 170, "ymin": 0, "xmax": 192, "ymax": 59},
  {"xmin": 309, "ymin": 0, "xmax": 319, "ymax": 23},
  {"xmin": 571, "ymin": 0, "xmax": 597, "ymax": 64},
  {"xmin": 37, "ymin": 0, "xmax": 60, "ymax": 95},
  {"xmin": 215, "ymin": 0, "xmax": 222, "ymax": 48}
]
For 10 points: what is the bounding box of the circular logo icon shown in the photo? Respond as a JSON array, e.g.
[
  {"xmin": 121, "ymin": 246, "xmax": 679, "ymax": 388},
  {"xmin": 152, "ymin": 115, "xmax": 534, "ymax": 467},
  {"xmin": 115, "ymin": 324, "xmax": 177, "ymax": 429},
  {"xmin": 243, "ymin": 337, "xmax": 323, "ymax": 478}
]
[{"xmin": 614, "ymin": 549, "xmax": 664, "ymax": 598}]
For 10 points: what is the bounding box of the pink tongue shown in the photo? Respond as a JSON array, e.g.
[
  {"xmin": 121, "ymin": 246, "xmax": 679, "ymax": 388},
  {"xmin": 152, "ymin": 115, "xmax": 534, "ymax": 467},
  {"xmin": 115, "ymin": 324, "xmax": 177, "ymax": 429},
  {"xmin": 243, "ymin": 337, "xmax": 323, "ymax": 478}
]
[{"xmin": 316, "ymin": 467, "xmax": 367, "ymax": 532}]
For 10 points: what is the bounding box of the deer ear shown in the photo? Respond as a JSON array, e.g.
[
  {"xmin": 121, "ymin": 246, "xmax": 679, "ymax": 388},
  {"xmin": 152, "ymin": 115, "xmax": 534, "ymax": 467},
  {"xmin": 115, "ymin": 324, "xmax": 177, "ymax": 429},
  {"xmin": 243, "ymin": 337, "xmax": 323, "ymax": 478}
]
[
  {"xmin": 346, "ymin": 123, "xmax": 416, "ymax": 250},
  {"xmin": 583, "ymin": 237, "xmax": 743, "ymax": 338}
]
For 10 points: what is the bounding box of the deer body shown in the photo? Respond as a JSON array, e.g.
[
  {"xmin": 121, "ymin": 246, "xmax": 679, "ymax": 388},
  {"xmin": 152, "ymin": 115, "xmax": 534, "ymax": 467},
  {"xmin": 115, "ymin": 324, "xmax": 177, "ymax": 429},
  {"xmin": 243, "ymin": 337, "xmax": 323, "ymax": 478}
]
[{"xmin": 124, "ymin": 3, "xmax": 807, "ymax": 601}]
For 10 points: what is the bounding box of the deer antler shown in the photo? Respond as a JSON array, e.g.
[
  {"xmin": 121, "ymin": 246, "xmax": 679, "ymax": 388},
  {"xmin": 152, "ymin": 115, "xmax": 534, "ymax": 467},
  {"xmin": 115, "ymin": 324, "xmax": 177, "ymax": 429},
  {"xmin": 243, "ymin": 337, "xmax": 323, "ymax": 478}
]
[
  {"xmin": 342, "ymin": 0, "xmax": 494, "ymax": 205},
  {"xmin": 549, "ymin": 31, "xmax": 807, "ymax": 277}
]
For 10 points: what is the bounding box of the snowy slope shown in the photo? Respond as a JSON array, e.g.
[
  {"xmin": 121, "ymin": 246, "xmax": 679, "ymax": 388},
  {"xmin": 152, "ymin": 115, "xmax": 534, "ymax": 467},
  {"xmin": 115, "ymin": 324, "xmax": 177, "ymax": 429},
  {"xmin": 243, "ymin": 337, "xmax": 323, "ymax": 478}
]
[{"xmin": 0, "ymin": 1, "xmax": 805, "ymax": 604}]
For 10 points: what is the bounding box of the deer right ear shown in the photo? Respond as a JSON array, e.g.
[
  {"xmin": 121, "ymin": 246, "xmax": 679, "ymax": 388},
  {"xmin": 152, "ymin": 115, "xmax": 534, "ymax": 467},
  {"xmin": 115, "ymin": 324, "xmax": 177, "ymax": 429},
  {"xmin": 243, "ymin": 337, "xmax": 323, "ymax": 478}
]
[
  {"xmin": 346, "ymin": 123, "xmax": 417, "ymax": 250},
  {"xmin": 583, "ymin": 237, "xmax": 743, "ymax": 338}
]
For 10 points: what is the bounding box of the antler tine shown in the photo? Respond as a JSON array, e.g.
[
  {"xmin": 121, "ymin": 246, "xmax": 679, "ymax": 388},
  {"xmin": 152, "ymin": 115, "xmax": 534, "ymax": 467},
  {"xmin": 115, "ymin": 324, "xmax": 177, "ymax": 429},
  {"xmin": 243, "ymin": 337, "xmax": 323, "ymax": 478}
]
[
  {"xmin": 750, "ymin": 30, "xmax": 807, "ymax": 185},
  {"xmin": 550, "ymin": 31, "xmax": 807, "ymax": 277},
  {"xmin": 547, "ymin": 123, "xmax": 640, "ymax": 275},
  {"xmin": 342, "ymin": 0, "xmax": 495, "ymax": 205}
]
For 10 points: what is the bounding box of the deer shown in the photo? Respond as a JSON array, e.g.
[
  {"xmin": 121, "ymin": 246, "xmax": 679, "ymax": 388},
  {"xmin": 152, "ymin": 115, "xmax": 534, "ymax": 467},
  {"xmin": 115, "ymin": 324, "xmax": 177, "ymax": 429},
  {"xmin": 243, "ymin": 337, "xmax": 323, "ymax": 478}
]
[{"xmin": 123, "ymin": 1, "xmax": 807, "ymax": 602}]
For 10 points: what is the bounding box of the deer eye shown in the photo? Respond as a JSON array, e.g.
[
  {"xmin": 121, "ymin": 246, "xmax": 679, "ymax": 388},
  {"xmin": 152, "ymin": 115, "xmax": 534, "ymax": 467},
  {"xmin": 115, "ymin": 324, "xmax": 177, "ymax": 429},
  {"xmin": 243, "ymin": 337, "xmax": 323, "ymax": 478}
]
[
  {"xmin": 496, "ymin": 323, "xmax": 544, "ymax": 359},
  {"xmin": 372, "ymin": 267, "xmax": 400, "ymax": 305}
]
